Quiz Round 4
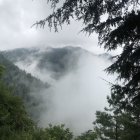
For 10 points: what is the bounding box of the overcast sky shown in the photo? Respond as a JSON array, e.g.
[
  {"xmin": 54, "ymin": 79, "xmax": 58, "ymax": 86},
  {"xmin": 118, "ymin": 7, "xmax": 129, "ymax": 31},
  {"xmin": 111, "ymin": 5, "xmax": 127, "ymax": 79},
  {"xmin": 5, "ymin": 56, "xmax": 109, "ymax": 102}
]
[{"xmin": 0, "ymin": 0, "xmax": 109, "ymax": 53}]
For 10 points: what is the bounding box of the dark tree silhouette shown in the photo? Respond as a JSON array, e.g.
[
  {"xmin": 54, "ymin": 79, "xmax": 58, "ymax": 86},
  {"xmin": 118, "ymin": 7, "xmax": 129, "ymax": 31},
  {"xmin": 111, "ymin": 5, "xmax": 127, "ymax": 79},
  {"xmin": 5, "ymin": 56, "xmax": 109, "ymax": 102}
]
[{"xmin": 35, "ymin": 0, "xmax": 140, "ymax": 117}]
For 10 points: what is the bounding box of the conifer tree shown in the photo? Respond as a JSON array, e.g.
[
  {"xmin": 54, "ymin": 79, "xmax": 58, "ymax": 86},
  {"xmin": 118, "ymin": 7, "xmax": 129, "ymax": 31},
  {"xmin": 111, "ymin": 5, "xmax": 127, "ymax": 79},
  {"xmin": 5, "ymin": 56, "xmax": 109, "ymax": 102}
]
[
  {"xmin": 35, "ymin": 0, "xmax": 140, "ymax": 119},
  {"xmin": 34, "ymin": 0, "xmax": 140, "ymax": 139}
]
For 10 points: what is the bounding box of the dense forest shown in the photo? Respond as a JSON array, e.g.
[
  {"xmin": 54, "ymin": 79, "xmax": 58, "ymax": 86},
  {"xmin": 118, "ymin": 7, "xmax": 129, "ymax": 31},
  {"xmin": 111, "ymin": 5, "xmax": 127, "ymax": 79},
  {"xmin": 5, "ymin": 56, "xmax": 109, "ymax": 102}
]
[
  {"xmin": 0, "ymin": 53, "xmax": 95, "ymax": 139},
  {"xmin": 0, "ymin": 47, "xmax": 140, "ymax": 140},
  {"xmin": 1, "ymin": 0, "xmax": 140, "ymax": 139},
  {"xmin": 0, "ymin": 53, "xmax": 49, "ymax": 122}
]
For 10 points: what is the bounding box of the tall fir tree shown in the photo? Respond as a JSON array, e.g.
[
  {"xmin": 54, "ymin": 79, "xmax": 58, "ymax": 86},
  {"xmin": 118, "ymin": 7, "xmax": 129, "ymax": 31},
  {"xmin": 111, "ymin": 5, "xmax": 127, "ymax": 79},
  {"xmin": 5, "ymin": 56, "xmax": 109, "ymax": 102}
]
[
  {"xmin": 34, "ymin": 0, "xmax": 140, "ymax": 138},
  {"xmin": 35, "ymin": 0, "xmax": 140, "ymax": 113}
]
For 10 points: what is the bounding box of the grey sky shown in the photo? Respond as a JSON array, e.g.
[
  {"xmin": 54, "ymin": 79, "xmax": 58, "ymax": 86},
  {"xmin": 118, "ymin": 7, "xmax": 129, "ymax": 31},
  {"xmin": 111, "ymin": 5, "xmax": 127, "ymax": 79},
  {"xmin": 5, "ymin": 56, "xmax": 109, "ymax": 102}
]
[{"xmin": 0, "ymin": 0, "xmax": 106, "ymax": 53}]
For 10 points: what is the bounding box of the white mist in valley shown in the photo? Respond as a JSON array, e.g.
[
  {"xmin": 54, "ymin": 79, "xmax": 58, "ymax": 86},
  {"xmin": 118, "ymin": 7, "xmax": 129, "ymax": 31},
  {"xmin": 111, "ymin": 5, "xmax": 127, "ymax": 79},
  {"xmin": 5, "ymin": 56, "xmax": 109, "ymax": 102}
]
[{"xmin": 14, "ymin": 47, "xmax": 114, "ymax": 135}]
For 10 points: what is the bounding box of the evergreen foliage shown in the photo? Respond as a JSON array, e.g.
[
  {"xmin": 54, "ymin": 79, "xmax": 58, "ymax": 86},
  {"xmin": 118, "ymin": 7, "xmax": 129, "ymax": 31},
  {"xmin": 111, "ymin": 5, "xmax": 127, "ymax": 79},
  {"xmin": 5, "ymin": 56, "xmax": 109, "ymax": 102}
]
[
  {"xmin": 36, "ymin": 0, "xmax": 140, "ymax": 113},
  {"xmin": 94, "ymin": 110, "xmax": 123, "ymax": 140},
  {"xmin": 1, "ymin": 0, "xmax": 140, "ymax": 138},
  {"xmin": 0, "ymin": 53, "xmax": 49, "ymax": 121},
  {"xmin": 75, "ymin": 130, "xmax": 97, "ymax": 140},
  {"xmin": 35, "ymin": 0, "xmax": 140, "ymax": 138},
  {"xmin": 0, "ymin": 66, "xmax": 74, "ymax": 139},
  {"xmin": 33, "ymin": 124, "xmax": 73, "ymax": 140},
  {"xmin": 93, "ymin": 109, "xmax": 140, "ymax": 140},
  {"xmin": 0, "ymin": 71, "xmax": 34, "ymax": 139}
]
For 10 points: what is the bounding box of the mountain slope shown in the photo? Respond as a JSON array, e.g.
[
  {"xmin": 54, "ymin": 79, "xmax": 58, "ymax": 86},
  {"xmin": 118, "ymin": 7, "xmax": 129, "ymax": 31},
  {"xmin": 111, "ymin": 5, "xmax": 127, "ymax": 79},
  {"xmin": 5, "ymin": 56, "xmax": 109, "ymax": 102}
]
[
  {"xmin": 2, "ymin": 46, "xmax": 111, "ymax": 80},
  {"xmin": 0, "ymin": 53, "xmax": 49, "ymax": 121},
  {"xmin": 2, "ymin": 46, "xmax": 114, "ymax": 134}
]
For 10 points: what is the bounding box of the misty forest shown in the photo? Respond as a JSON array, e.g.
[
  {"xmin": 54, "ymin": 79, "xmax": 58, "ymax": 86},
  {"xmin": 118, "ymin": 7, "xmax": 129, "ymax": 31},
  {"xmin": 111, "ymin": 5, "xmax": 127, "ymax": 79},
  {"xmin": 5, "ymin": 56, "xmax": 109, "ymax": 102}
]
[{"xmin": 0, "ymin": 0, "xmax": 140, "ymax": 140}]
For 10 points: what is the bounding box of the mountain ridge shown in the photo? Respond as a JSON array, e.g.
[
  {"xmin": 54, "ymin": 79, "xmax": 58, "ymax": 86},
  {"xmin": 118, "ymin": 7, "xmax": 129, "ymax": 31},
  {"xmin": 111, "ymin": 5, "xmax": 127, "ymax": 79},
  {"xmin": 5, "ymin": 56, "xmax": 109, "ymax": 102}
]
[{"xmin": 2, "ymin": 46, "xmax": 112, "ymax": 80}]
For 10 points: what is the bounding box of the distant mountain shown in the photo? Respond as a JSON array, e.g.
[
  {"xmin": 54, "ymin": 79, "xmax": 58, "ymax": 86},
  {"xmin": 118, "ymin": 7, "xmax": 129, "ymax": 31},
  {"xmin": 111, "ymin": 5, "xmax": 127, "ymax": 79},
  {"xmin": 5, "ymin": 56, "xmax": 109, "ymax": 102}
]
[
  {"xmin": 2, "ymin": 46, "xmax": 111, "ymax": 80},
  {"xmin": 1, "ymin": 46, "xmax": 113, "ymax": 132},
  {"xmin": 2, "ymin": 47, "xmax": 41, "ymax": 62},
  {"xmin": 0, "ymin": 53, "xmax": 49, "ymax": 121}
]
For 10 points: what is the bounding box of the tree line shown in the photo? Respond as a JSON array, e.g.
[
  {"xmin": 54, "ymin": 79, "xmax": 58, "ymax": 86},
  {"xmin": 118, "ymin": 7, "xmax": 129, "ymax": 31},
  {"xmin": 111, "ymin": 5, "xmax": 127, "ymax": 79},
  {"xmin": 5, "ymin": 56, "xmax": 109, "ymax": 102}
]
[
  {"xmin": 35, "ymin": 0, "xmax": 140, "ymax": 139},
  {"xmin": 1, "ymin": 0, "xmax": 140, "ymax": 139}
]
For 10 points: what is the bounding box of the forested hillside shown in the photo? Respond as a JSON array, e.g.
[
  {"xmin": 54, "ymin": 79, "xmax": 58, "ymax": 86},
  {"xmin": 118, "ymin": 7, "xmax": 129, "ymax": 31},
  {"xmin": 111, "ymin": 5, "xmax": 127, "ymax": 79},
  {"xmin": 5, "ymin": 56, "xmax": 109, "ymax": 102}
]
[
  {"xmin": 3, "ymin": 47, "xmax": 87, "ymax": 77},
  {"xmin": 0, "ymin": 53, "xmax": 49, "ymax": 121},
  {"xmin": 2, "ymin": 0, "xmax": 140, "ymax": 139},
  {"xmin": 2, "ymin": 46, "xmax": 111, "ymax": 80},
  {"xmin": 1, "ymin": 46, "xmax": 140, "ymax": 139},
  {"xmin": 0, "ymin": 47, "xmax": 104, "ymax": 140}
]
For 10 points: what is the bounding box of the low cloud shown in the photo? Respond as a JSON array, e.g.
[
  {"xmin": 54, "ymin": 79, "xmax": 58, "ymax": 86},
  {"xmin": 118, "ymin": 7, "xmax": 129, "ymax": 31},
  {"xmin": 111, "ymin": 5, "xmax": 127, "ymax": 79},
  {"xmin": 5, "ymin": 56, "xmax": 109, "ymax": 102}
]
[
  {"xmin": 13, "ymin": 47, "xmax": 114, "ymax": 135},
  {"xmin": 39, "ymin": 53, "xmax": 113, "ymax": 135}
]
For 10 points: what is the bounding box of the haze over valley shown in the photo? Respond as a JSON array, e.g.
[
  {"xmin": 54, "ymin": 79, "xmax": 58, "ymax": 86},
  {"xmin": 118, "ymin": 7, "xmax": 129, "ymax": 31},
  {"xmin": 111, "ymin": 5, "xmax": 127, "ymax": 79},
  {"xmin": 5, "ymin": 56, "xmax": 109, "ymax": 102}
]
[
  {"xmin": 1, "ymin": 0, "xmax": 139, "ymax": 139},
  {"xmin": 2, "ymin": 46, "xmax": 114, "ymax": 134}
]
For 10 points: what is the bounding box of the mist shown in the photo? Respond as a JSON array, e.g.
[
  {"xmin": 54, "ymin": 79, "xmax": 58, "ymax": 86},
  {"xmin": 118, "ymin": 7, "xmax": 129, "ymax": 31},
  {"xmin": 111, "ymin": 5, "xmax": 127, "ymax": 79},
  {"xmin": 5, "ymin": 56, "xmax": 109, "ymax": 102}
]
[
  {"xmin": 0, "ymin": 0, "xmax": 117, "ymax": 136},
  {"xmin": 12, "ymin": 47, "xmax": 114, "ymax": 135}
]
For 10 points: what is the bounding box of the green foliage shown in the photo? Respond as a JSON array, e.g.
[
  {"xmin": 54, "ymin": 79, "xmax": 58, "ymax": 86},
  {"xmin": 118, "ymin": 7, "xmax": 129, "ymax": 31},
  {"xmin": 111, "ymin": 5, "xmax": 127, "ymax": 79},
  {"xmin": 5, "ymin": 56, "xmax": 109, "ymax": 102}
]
[
  {"xmin": 0, "ymin": 81, "xmax": 35, "ymax": 139},
  {"xmin": 31, "ymin": 124, "xmax": 73, "ymax": 140},
  {"xmin": 0, "ymin": 65, "xmax": 5, "ymax": 77},
  {"xmin": 0, "ymin": 53, "xmax": 49, "ymax": 121},
  {"xmin": 94, "ymin": 109, "xmax": 140, "ymax": 140},
  {"xmin": 38, "ymin": 0, "xmax": 140, "ymax": 113},
  {"xmin": 0, "ymin": 54, "xmax": 47, "ymax": 97},
  {"xmin": 2, "ymin": 0, "xmax": 140, "ymax": 138},
  {"xmin": 44, "ymin": 124, "xmax": 73, "ymax": 140},
  {"xmin": 75, "ymin": 130, "xmax": 97, "ymax": 140},
  {"xmin": 35, "ymin": 0, "xmax": 140, "ymax": 139},
  {"xmin": 119, "ymin": 113, "xmax": 140, "ymax": 140},
  {"xmin": 0, "ymin": 71, "xmax": 73, "ymax": 139},
  {"xmin": 94, "ymin": 111, "xmax": 120, "ymax": 140},
  {"xmin": 0, "ymin": 125, "xmax": 73, "ymax": 140}
]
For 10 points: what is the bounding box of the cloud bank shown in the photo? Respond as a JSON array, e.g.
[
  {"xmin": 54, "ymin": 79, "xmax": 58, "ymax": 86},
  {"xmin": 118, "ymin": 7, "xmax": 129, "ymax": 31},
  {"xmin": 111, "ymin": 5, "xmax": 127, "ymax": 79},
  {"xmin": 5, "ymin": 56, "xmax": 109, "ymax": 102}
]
[{"xmin": 10, "ymin": 47, "xmax": 114, "ymax": 135}]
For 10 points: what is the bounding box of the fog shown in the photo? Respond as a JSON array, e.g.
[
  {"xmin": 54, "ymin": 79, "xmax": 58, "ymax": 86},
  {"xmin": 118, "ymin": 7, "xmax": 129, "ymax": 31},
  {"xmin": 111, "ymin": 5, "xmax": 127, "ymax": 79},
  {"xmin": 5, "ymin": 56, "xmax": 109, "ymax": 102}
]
[
  {"xmin": 40, "ymin": 55, "xmax": 112, "ymax": 135},
  {"xmin": 13, "ymin": 47, "xmax": 114, "ymax": 135},
  {"xmin": 0, "ymin": 0, "xmax": 118, "ymax": 135}
]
